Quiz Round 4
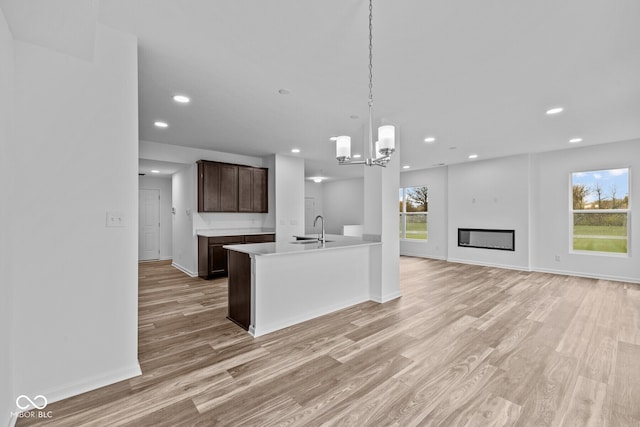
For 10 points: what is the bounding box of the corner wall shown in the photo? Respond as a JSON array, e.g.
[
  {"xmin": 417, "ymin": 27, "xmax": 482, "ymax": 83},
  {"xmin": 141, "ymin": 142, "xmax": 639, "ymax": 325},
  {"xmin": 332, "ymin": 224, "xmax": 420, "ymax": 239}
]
[
  {"xmin": 9, "ymin": 24, "xmax": 140, "ymax": 406},
  {"xmin": 0, "ymin": 7, "xmax": 14, "ymax": 425}
]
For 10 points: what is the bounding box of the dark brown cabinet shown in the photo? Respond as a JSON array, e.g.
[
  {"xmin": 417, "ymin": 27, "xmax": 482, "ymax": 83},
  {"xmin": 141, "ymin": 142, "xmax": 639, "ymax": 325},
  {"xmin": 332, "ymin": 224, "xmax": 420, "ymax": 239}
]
[
  {"xmin": 198, "ymin": 233, "xmax": 275, "ymax": 278},
  {"xmin": 227, "ymin": 250, "xmax": 252, "ymax": 330},
  {"xmin": 197, "ymin": 161, "xmax": 238, "ymax": 212},
  {"xmin": 197, "ymin": 160, "xmax": 268, "ymax": 213},
  {"xmin": 198, "ymin": 235, "xmax": 244, "ymax": 277},
  {"xmin": 238, "ymin": 167, "xmax": 268, "ymax": 213}
]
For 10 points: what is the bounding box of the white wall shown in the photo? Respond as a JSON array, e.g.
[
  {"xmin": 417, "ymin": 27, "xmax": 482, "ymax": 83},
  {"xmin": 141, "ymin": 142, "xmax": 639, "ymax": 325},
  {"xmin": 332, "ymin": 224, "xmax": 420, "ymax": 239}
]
[
  {"xmin": 447, "ymin": 155, "xmax": 531, "ymax": 270},
  {"xmin": 0, "ymin": 7, "xmax": 14, "ymax": 425},
  {"xmin": 322, "ymin": 178, "xmax": 364, "ymax": 235},
  {"xmin": 304, "ymin": 180, "xmax": 324, "ymax": 234},
  {"xmin": 138, "ymin": 176, "xmax": 173, "ymax": 260},
  {"xmin": 8, "ymin": 24, "xmax": 140, "ymax": 407},
  {"xmin": 171, "ymin": 165, "xmax": 196, "ymax": 275},
  {"xmin": 275, "ymin": 155, "xmax": 305, "ymax": 241},
  {"xmin": 400, "ymin": 167, "xmax": 448, "ymax": 259},
  {"xmin": 532, "ymin": 139, "xmax": 640, "ymax": 282}
]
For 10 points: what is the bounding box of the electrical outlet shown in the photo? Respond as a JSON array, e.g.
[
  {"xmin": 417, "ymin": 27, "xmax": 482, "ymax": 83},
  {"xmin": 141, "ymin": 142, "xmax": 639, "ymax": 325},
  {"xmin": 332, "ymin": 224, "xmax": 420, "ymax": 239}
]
[{"xmin": 555, "ymin": 255, "xmax": 560, "ymax": 262}]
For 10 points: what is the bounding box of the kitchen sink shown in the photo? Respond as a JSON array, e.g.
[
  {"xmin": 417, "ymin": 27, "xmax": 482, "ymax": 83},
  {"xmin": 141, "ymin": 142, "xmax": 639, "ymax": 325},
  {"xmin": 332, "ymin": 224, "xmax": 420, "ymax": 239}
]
[{"xmin": 289, "ymin": 239, "xmax": 333, "ymax": 244}]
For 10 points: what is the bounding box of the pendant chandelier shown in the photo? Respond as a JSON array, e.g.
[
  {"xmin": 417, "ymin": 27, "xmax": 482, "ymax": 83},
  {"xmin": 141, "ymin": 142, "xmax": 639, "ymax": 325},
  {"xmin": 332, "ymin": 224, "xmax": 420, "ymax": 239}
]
[{"xmin": 334, "ymin": 0, "xmax": 395, "ymax": 167}]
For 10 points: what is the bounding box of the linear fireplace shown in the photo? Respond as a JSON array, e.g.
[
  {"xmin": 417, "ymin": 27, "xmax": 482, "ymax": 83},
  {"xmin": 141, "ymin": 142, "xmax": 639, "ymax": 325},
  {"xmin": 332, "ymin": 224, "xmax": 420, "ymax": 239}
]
[{"xmin": 458, "ymin": 228, "xmax": 515, "ymax": 251}]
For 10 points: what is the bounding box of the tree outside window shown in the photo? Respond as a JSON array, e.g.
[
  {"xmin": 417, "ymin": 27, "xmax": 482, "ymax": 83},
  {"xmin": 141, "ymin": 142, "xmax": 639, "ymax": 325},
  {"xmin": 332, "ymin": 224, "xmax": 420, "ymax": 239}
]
[
  {"xmin": 571, "ymin": 168, "xmax": 629, "ymax": 254},
  {"xmin": 399, "ymin": 186, "xmax": 428, "ymax": 240}
]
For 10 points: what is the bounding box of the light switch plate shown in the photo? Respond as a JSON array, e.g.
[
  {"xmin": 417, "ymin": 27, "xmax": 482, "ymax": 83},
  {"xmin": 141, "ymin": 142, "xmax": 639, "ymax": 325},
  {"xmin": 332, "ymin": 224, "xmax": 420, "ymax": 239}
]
[{"xmin": 106, "ymin": 211, "xmax": 125, "ymax": 227}]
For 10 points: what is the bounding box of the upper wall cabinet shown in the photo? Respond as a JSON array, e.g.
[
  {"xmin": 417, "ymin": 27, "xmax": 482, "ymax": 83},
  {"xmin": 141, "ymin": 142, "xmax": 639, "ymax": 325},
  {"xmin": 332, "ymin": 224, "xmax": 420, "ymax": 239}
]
[
  {"xmin": 238, "ymin": 167, "xmax": 268, "ymax": 213},
  {"xmin": 197, "ymin": 160, "xmax": 268, "ymax": 213}
]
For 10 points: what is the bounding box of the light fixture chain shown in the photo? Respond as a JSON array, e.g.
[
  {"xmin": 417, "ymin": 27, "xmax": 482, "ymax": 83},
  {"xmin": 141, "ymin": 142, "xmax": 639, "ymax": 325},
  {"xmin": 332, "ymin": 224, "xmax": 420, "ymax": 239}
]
[
  {"xmin": 335, "ymin": 0, "xmax": 394, "ymax": 168},
  {"xmin": 368, "ymin": 0, "xmax": 373, "ymax": 107}
]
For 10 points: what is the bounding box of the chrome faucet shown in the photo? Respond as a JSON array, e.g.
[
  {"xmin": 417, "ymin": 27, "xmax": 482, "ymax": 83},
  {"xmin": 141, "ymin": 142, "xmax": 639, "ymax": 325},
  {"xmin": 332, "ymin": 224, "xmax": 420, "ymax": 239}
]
[{"xmin": 313, "ymin": 215, "xmax": 325, "ymax": 243}]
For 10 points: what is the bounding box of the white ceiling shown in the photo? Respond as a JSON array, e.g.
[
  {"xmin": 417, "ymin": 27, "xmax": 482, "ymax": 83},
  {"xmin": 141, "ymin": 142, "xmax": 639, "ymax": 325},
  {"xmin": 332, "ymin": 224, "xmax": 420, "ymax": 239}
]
[
  {"xmin": 138, "ymin": 159, "xmax": 188, "ymax": 178},
  {"xmin": 3, "ymin": 0, "xmax": 640, "ymax": 180}
]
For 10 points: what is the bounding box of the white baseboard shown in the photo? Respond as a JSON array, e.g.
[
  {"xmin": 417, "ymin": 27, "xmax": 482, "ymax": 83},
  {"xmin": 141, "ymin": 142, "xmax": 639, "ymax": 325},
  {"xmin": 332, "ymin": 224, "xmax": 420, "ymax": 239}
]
[
  {"xmin": 43, "ymin": 363, "xmax": 141, "ymax": 406},
  {"xmin": 446, "ymin": 257, "xmax": 531, "ymax": 272},
  {"xmin": 171, "ymin": 262, "xmax": 198, "ymax": 277},
  {"xmin": 400, "ymin": 252, "xmax": 446, "ymax": 260},
  {"xmin": 532, "ymin": 267, "xmax": 640, "ymax": 284},
  {"xmin": 370, "ymin": 290, "xmax": 402, "ymax": 303},
  {"xmin": 159, "ymin": 256, "xmax": 173, "ymax": 261},
  {"xmin": 8, "ymin": 363, "xmax": 140, "ymax": 425},
  {"xmin": 444, "ymin": 258, "xmax": 639, "ymax": 284}
]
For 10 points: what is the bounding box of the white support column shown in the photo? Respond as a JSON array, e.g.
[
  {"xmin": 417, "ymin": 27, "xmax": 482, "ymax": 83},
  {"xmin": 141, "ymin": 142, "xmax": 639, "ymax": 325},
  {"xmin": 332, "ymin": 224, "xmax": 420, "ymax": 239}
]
[{"xmin": 364, "ymin": 134, "xmax": 401, "ymax": 302}]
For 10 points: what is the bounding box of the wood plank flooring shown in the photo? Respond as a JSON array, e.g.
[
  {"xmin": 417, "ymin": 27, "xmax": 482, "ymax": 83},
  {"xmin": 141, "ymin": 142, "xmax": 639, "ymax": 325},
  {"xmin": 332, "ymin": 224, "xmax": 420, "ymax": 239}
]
[{"xmin": 16, "ymin": 257, "xmax": 640, "ymax": 426}]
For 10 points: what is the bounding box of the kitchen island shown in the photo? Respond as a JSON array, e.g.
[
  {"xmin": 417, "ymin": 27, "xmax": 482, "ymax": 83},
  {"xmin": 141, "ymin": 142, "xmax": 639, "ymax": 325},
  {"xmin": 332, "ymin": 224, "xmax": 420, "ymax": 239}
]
[{"xmin": 224, "ymin": 235, "xmax": 383, "ymax": 337}]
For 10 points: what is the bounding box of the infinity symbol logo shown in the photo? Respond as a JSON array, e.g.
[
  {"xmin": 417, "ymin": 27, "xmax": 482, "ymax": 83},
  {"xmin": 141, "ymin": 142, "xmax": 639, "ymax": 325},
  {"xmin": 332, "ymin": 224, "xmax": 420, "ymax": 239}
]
[{"xmin": 16, "ymin": 395, "xmax": 48, "ymax": 410}]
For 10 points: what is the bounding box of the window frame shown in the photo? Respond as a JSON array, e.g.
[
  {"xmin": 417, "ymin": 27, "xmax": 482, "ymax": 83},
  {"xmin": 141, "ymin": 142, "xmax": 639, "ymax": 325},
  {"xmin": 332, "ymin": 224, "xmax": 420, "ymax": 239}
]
[
  {"xmin": 569, "ymin": 167, "xmax": 631, "ymax": 257},
  {"xmin": 399, "ymin": 186, "xmax": 429, "ymax": 241}
]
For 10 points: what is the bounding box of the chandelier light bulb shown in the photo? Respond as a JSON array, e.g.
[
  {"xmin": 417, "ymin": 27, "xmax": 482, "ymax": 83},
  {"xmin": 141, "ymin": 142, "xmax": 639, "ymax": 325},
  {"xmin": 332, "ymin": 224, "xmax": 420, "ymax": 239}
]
[
  {"xmin": 378, "ymin": 125, "xmax": 395, "ymax": 155},
  {"xmin": 336, "ymin": 136, "xmax": 351, "ymax": 161}
]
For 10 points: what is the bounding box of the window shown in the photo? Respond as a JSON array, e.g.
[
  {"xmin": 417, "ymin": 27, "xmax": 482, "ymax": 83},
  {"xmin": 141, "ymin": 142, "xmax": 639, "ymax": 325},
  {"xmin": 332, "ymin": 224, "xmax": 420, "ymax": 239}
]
[
  {"xmin": 571, "ymin": 168, "xmax": 629, "ymax": 254},
  {"xmin": 399, "ymin": 186, "xmax": 428, "ymax": 240}
]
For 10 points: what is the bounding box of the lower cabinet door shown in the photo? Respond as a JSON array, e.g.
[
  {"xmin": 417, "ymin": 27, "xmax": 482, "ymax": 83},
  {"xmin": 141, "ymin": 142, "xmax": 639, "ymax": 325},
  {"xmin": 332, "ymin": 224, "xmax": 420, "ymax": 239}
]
[{"xmin": 209, "ymin": 244, "xmax": 228, "ymax": 275}]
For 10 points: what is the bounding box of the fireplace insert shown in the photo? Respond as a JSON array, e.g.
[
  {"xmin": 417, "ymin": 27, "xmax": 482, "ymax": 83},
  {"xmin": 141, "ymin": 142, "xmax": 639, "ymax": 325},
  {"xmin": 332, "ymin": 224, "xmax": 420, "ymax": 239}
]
[{"xmin": 458, "ymin": 228, "xmax": 515, "ymax": 251}]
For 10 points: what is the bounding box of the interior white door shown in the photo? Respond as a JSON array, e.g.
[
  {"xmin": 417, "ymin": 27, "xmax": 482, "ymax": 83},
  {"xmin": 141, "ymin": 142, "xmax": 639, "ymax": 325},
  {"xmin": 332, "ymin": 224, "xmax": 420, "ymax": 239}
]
[{"xmin": 139, "ymin": 189, "xmax": 160, "ymax": 261}]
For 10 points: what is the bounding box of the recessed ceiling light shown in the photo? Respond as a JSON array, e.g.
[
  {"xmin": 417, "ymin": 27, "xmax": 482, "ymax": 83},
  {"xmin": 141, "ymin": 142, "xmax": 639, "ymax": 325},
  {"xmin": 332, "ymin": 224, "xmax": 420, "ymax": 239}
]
[
  {"xmin": 278, "ymin": 88, "xmax": 291, "ymax": 95},
  {"xmin": 350, "ymin": 115, "xmax": 359, "ymax": 120},
  {"xmin": 291, "ymin": 148, "xmax": 300, "ymax": 153},
  {"xmin": 468, "ymin": 154, "xmax": 478, "ymax": 159},
  {"xmin": 313, "ymin": 178, "xmax": 323, "ymax": 183},
  {"xmin": 173, "ymin": 95, "xmax": 190, "ymax": 103},
  {"xmin": 449, "ymin": 146, "xmax": 457, "ymax": 150},
  {"xmin": 424, "ymin": 137, "xmax": 436, "ymax": 143},
  {"xmin": 353, "ymin": 154, "xmax": 362, "ymax": 159},
  {"xmin": 546, "ymin": 107, "xmax": 564, "ymax": 115},
  {"xmin": 151, "ymin": 170, "xmax": 160, "ymax": 174},
  {"xmin": 569, "ymin": 137, "xmax": 583, "ymax": 144},
  {"xmin": 329, "ymin": 137, "xmax": 338, "ymax": 141},
  {"xmin": 154, "ymin": 121, "xmax": 168, "ymax": 128},
  {"xmin": 402, "ymin": 165, "xmax": 410, "ymax": 169}
]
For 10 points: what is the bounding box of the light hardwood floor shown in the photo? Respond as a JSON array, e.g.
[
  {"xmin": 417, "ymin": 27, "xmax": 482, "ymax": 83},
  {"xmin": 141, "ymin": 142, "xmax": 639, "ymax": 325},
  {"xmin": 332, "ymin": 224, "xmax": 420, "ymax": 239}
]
[{"xmin": 17, "ymin": 257, "xmax": 640, "ymax": 426}]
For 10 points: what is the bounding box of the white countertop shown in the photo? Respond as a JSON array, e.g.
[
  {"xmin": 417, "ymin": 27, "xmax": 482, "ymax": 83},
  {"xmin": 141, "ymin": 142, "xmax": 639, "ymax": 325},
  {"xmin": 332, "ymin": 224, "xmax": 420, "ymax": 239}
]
[
  {"xmin": 223, "ymin": 234, "xmax": 380, "ymax": 256},
  {"xmin": 196, "ymin": 228, "xmax": 275, "ymax": 237}
]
